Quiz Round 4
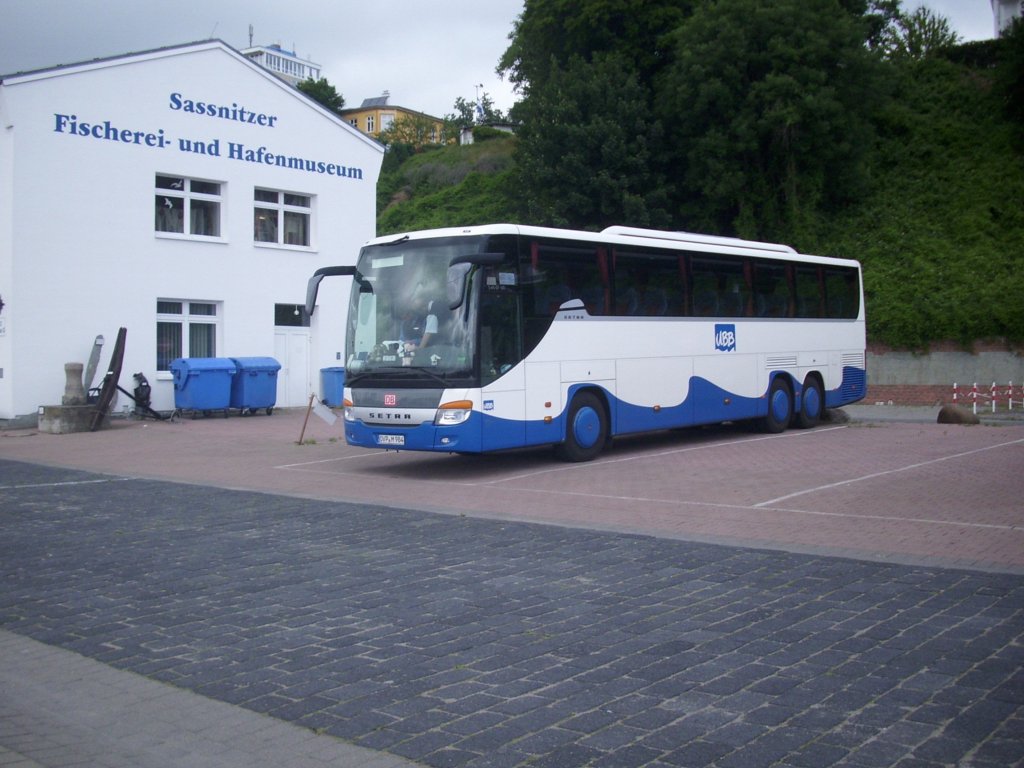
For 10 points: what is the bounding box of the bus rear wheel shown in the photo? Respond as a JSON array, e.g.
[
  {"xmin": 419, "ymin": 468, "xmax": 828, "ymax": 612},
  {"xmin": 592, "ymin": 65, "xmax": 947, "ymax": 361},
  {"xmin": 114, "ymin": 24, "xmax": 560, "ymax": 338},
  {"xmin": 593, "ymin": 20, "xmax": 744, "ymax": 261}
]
[
  {"xmin": 795, "ymin": 376, "xmax": 823, "ymax": 429},
  {"xmin": 760, "ymin": 378, "xmax": 792, "ymax": 434},
  {"xmin": 556, "ymin": 391, "xmax": 607, "ymax": 462}
]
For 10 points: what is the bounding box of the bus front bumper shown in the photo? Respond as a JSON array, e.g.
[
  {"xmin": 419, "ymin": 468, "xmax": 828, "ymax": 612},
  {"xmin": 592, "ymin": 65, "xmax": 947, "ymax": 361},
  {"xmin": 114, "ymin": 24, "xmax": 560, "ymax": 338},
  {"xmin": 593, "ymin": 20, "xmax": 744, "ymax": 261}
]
[{"xmin": 345, "ymin": 417, "xmax": 483, "ymax": 453}]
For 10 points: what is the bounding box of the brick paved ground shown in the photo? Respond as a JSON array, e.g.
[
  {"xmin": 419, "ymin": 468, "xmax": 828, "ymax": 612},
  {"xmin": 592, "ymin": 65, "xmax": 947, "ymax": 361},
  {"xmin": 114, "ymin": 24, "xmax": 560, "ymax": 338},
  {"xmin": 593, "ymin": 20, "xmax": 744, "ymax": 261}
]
[
  {"xmin": 3, "ymin": 408, "xmax": 1023, "ymax": 572},
  {"xmin": 1, "ymin": 460, "xmax": 1022, "ymax": 768}
]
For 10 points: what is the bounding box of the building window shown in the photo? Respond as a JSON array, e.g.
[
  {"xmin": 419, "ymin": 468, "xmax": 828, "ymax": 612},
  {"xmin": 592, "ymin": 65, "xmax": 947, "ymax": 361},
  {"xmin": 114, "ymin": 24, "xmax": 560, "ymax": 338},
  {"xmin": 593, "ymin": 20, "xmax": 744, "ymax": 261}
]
[
  {"xmin": 381, "ymin": 113, "xmax": 395, "ymax": 132},
  {"xmin": 274, "ymin": 303, "xmax": 310, "ymax": 327},
  {"xmin": 366, "ymin": 114, "xmax": 376, "ymax": 133},
  {"xmin": 254, "ymin": 189, "xmax": 312, "ymax": 247},
  {"xmin": 155, "ymin": 175, "xmax": 222, "ymax": 238},
  {"xmin": 156, "ymin": 300, "xmax": 220, "ymax": 372}
]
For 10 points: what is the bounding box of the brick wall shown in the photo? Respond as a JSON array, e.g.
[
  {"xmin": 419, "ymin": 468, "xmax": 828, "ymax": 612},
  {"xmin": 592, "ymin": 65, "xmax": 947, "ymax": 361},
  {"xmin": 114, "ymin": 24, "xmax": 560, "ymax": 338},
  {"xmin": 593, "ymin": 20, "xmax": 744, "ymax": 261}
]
[
  {"xmin": 864, "ymin": 384, "xmax": 952, "ymax": 406},
  {"xmin": 865, "ymin": 342, "xmax": 1023, "ymax": 405}
]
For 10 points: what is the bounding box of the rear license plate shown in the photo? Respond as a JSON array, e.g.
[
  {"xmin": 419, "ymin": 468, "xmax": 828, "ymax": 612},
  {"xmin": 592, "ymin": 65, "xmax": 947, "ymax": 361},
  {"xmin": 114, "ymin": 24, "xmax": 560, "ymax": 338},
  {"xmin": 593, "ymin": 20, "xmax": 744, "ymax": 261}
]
[{"xmin": 377, "ymin": 434, "xmax": 405, "ymax": 446}]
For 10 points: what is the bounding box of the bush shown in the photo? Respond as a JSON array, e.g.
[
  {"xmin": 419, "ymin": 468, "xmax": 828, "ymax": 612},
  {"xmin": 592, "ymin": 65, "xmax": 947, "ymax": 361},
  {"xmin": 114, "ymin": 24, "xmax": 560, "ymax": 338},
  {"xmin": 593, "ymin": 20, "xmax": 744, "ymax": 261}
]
[{"xmin": 472, "ymin": 125, "xmax": 511, "ymax": 142}]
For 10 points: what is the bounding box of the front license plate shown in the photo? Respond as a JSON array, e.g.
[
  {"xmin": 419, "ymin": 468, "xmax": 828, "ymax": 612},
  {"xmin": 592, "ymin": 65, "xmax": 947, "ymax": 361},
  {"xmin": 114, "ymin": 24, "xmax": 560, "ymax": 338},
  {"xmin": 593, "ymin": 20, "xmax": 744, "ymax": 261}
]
[{"xmin": 377, "ymin": 434, "xmax": 405, "ymax": 446}]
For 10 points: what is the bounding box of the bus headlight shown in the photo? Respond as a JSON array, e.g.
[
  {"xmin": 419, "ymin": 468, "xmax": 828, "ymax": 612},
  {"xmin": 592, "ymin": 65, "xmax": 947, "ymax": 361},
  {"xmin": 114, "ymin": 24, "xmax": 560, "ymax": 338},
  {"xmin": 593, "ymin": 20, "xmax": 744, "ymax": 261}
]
[
  {"xmin": 434, "ymin": 400, "xmax": 474, "ymax": 426},
  {"xmin": 343, "ymin": 398, "xmax": 355, "ymax": 421}
]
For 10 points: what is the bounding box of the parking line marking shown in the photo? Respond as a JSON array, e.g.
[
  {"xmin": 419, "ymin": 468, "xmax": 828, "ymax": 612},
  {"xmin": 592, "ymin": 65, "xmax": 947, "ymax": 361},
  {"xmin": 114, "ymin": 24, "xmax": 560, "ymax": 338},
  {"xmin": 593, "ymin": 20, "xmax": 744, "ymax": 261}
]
[
  {"xmin": 509, "ymin": 486, "xmax": 1022, "ymax": 532},
  {"xmin": 275, "ymin": 452, "xmax": 394, "ymax": 469},
  {"xmin": 0, "ymin": 477, "xmax": 136, "ymax": 491},
  {"xmin": 488, "ymin": 426, "xmax": 847, "ymax": 485},
  {"xmin": 754, "ymin": 437, "xmax": 1024, "ymax": 508}
]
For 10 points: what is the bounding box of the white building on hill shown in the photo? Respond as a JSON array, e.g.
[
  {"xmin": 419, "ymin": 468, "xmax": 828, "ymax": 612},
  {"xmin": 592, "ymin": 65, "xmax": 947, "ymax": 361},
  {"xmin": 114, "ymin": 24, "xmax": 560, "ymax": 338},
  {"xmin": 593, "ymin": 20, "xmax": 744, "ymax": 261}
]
[{"xmin": 993, "ymin": 0, "xmax": 1023, "ymax": 35}]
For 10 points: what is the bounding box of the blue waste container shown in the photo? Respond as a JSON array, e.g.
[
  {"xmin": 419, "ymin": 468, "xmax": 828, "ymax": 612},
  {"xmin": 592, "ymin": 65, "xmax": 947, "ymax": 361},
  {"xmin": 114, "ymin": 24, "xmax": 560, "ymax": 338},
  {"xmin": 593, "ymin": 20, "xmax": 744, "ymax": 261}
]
[
  {"xmin": 320, "ymin": 367, "xmax": 346, "ymax": 406},
  {"xmin": 229, "ymin": 357, "xmax": 282, "ymax": 415},
  {"xmin": 170, "ymin": 358, "xmax": 236, "ymax": 415}
]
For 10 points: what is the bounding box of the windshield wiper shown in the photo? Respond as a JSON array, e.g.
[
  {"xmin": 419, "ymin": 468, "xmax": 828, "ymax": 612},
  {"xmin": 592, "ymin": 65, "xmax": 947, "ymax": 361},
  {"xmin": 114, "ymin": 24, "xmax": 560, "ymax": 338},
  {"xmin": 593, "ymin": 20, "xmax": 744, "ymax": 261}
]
[
  {"xmin": 401, "ymin": 367, "xmax": 451, "ymax": 386},
  {"xmin": 366, "ymin": 366, "xmax": 451, "ymax": 386}
]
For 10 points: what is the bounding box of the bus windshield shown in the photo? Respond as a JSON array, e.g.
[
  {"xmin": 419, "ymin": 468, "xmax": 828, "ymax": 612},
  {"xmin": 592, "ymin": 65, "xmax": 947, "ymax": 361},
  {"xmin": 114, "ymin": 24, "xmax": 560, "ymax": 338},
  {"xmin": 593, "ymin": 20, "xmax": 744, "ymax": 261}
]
[{"xmin": 344, "ymin": 236, "xmax": 485, "ymax": 379}]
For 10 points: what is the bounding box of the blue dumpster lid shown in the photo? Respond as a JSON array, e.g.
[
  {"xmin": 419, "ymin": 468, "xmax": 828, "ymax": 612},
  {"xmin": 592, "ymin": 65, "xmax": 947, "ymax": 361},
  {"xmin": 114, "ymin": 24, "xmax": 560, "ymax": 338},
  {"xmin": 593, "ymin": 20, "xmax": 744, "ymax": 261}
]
[
  {"xmin": 169, "ymin": 357, "xmax": 237, "ymax": 374},
  {"xmin": 229, "ymin": 356, "xmax": 282, "ymax": 371}
]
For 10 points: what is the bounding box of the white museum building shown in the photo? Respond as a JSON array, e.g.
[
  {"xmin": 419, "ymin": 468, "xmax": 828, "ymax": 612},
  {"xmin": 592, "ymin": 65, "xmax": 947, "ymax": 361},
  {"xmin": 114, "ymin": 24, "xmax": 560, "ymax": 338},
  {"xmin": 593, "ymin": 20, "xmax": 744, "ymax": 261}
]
[{"xmin": 0, "ymin": 40, "xmax": 383, "ymax": 424}]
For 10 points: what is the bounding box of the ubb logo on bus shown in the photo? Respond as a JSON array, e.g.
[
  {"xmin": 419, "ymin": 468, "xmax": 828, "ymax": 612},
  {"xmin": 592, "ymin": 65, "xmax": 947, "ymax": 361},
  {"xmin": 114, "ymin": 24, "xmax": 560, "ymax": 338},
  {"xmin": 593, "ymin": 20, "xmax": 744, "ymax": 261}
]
[{"xmin": 715, "ymin": 324, "xmax": 737, "ymax": 352}]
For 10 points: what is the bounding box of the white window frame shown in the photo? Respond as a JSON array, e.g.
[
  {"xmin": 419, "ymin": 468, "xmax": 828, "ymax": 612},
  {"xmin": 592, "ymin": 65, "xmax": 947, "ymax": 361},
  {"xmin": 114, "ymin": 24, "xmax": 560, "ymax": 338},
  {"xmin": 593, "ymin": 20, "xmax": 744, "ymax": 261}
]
[
  {"xmin": 155, "ymin": 174, "xmax": 226, "ymax": 243},
  {"xmin": 253, "ymin": 188, "xmax": 315, "ymax": 250},
  {"xmin": 155, "ymin": 299, "xmax": 223, "ymax": 377}
]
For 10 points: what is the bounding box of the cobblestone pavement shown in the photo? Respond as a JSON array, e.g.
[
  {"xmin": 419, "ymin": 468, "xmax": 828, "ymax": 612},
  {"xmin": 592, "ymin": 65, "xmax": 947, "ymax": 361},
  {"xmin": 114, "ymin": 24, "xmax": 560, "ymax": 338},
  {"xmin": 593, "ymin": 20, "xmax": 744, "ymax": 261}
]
[
  {"xmin": 2, "ymin": 460, "xmax": 1022, "ymax": 768},
  {"xmin": 0, "ymin": 629, "xmax": 421, "ymax": 768}
]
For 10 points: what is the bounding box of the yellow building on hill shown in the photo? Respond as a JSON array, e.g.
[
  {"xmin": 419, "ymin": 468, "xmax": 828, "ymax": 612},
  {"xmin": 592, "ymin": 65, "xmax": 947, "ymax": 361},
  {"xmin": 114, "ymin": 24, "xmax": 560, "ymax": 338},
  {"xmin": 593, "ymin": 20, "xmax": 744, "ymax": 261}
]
[{"xmin": 339, "ymin": 92, "xmax": 447, "ymax": 146}]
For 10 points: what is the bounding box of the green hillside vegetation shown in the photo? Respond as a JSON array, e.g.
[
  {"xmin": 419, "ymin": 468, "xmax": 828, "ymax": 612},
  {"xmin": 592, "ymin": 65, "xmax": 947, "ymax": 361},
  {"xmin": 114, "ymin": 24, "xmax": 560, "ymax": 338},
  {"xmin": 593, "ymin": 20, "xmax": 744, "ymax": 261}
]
[
  {"xmin": 819, "ymin": 54, "xmax": 1024, "ymax": 349},
  {"xmin": 377, "ymin": 132, "xmax": 518, "ymax": 235},
  {"xmin": 376, "ymin": 19, "xmax": 1023, "ymax": 350}
]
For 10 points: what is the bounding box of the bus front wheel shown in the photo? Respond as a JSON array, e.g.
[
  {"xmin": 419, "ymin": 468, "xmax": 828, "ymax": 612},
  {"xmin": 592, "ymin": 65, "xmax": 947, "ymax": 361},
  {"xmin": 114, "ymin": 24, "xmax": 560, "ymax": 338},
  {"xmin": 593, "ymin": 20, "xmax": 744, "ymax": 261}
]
[
  {"xmin": 760, "ymin": 378, "xmax": 792, "ymax": 434},
  {"xmin": 556, "ymin": 392, "xmax": 607, "ymax": 462}
]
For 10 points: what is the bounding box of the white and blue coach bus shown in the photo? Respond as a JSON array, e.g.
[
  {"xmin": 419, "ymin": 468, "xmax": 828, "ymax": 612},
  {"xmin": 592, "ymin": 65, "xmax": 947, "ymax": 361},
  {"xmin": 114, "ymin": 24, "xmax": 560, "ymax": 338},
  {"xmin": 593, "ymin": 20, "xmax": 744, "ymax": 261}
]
[{"xmin": 306, "ymin": 224, "xmax": 866, "ymax": 461}]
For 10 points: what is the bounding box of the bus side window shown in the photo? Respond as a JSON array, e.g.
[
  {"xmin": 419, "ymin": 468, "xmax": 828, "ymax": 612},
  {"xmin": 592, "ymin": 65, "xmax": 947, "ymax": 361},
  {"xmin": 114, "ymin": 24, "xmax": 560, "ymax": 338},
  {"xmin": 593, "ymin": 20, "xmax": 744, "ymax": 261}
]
[
  {"xmin": 754, "ymin": 262, "xmax": 792, "ymax": 318},
  {"xmin": 523, "ymin": 241, "xmax": 608, "ymax": 354},
  {"xmin": 690, "ymin": 266, "xmax": 719, "ymax": 317},
  {"xmin": 825, "ymin": 267, "xmax": 859, "ymax": 319},
  {"xmin": 540, "ymin": 266, "xmax": 572, "ymax": 314},
  {"xmin": 528, "ymin": 242, "xmax": 607, "ymax": 316},
  {"xmin": 794, "ymin": 266, "xmax": 823, "ymax": 318},
  {"xmin": 690, "ymin": 254, "xmax": 749, "ymax": 318},
  {"xmin": 613, "ymin": 251, "xmax": 681, "ymax": 317},
  {"xmin": 721, "ymin": 264, "xmax": 749, "ymax": 317}
]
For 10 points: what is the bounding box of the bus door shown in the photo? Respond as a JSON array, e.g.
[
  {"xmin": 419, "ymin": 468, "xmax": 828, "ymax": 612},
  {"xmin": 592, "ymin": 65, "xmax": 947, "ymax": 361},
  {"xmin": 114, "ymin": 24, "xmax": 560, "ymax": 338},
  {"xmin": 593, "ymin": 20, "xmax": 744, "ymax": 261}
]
[{"xmin": 479, "ymin": 266, "xmax": 527, "ymax": 451}]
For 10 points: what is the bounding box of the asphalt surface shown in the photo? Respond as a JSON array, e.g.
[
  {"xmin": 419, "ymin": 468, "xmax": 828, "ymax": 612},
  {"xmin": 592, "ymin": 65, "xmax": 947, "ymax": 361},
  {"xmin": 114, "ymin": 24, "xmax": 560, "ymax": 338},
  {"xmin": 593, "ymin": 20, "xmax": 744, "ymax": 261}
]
[{"xmin": 1, "ymin": 405, "xmax": 1022, "ymax": 767}]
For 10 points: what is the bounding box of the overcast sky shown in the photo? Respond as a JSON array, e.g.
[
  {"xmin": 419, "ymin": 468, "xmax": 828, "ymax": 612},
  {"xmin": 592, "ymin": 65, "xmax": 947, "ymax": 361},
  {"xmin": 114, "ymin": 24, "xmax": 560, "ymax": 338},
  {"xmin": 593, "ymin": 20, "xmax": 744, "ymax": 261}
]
[{"xmin": 0, "ymin": 0, "xmax": 997, "ymax": 119}]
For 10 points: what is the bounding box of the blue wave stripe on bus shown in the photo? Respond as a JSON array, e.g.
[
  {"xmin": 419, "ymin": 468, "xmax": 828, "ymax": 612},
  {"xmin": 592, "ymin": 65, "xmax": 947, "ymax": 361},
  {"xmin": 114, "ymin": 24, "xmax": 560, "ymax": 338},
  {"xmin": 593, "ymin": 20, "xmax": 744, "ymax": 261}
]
[{"xmin": 346, "ymin": 365, "xmax": 867, "ymax": 454}]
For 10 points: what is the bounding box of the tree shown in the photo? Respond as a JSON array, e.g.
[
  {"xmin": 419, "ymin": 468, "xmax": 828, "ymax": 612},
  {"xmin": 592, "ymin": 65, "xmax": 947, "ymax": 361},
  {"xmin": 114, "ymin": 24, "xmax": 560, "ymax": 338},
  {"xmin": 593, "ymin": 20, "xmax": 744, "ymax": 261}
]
[
  {"xmin": 378, "ymin": 113, "xmax": 444, "ymax": 148},
  {"xmin": 878, "ymin": 5, "xmax": 961, "ymax": 60},
  {"xmin": 499, "ymin": 0, "xmax": 694, "ymax": 97},
  {"xmin": 443, "ymin": 94, "xmax": 507, "ymax": 136},
  {"xmin": 502, "ymin": 0, "xmax": 893, "ymax": 239},
  {"xmin": 658, "ymin": 0, "xmax": 885, "ymax": 241},
  {"xmin": 297, "ymin": 77, "xmax": 345, "ymax": 113},
  {"xmin": 839, "ymin": 0, "xmax": 901, "ymax": 53},
  {"xmin": 512, "ymin": 52, "xmax": 670, "ymax": 229}
]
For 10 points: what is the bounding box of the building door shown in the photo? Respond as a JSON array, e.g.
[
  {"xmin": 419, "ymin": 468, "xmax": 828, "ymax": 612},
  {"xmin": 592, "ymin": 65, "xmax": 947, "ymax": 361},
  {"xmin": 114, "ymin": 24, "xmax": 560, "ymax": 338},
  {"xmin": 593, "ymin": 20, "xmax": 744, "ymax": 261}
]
[
  {"xmin": 274, "ymin": 328, "xmax": 311, "ymax": 408},
  {"xmin": 273, "ymin": 303, "xmax": 312, "ymax": 408}
]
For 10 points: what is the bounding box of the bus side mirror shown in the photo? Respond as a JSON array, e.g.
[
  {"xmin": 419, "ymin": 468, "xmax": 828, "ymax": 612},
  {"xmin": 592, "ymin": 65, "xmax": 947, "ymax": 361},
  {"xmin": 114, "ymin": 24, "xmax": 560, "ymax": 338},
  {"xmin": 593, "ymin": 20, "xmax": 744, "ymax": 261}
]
[
  {"xmin": 447, "ymin": 252, "xmax": 504, "ymax": 310},
  {"xmin": 305, "ymin": 265, "xmax": 358, "ymax": 317},
  {"xmin": 305, "ymin": 265, "xmax": 368, "ymax": 316},
  {"xmin": 446, "ymin": 263, "xmax": 472, "ymax": 310}
]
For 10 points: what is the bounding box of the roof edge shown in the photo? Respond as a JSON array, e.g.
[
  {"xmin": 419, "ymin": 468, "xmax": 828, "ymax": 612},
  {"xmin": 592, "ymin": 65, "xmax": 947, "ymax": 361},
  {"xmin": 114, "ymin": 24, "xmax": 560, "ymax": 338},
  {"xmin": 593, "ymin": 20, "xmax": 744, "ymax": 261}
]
[
  {"xmin": 0, "ymin": 39, "xmax": 383, "ymax": 154},
  {"xmin": 1, "ymin": 39, "xmax": 228, "ymax": 83}
]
